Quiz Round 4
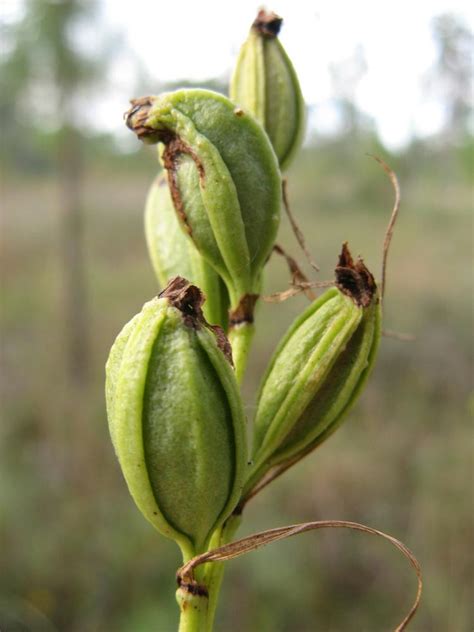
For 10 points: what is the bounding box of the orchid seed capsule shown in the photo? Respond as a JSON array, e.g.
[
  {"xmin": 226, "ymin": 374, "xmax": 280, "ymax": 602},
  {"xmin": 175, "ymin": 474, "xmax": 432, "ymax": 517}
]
[
  {"xmin": 246, "ymin": 244, "xmax": 382, "ymax": 492},
  {"xmin": 125, "ymin": 88, "xmax": 281, "ymax": 325},
  {"xmin": 105, "ymin": 277, "xmax": 247, "ymax": 561},
  {"xmin": 145, "ymin": 173, "xmax": 229, "ymax": 329},
  {"xmin": 230, "ymin": 9, "xmax": 306, "ymax": 171}
]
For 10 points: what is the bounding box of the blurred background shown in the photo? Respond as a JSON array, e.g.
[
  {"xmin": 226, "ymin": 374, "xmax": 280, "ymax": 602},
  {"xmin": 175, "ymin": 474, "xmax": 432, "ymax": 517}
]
[{"xmin": 1, "ymin": 1, "xmax": 472, "ymax": 630}]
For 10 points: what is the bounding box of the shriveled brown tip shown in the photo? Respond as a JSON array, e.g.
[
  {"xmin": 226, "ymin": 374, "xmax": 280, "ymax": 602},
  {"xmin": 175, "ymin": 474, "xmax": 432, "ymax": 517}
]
[
  {"xmin": 125, "ymin": 96, "xmax": 161, "ymax": 144},
  {"xmin": 335, "ymin": 242, "xmax": 377, "ymax": 308},
  {"xmin": 159, "ymin": 276, "xmax": 205, "ymax": 325},
  {"xmin": 229, "ymin": 293, "xmax": 259, "ymax": 327},
  {"xmin": 209, "ymin": 324, "xmax": 234, "ymax": 366},
  {"xmin": 159, "ymin": 277, "xmax": 234, "ymax": 364},
  {"xmin": 252, "ymin": 9, "xmax": 282, "ymax": 38}
]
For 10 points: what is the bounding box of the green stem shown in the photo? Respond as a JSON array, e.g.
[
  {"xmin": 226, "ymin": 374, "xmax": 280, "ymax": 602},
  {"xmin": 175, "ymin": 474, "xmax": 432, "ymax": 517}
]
[
  {"xmin": 202, "ymin": 513, "xmax": 242, "ymax": 632},
  {"xmin": 177, "ymin": 585, "xmax": 209, "ymax": 632},
  {"xmin": 228, "ymin": 322, "xmax": 255, "ymax": 383},
  {"xmin": 176, "ymin": 514, "xmax": 242, "ymax": 632}
]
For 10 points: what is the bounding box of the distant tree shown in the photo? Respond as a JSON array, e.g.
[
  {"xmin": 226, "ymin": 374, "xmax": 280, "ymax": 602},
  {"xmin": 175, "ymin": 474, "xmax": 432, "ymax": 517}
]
[
  {"xmin": 1, "ymin": 0, "xmax": 117, "ymax": 384},
  {"xmin": 328, "ymin": 45, "xmax": 372, "ymax": 137},
  {"xmin": 430, "ymin": 13, "xmax": 473, "ymax": 142}
]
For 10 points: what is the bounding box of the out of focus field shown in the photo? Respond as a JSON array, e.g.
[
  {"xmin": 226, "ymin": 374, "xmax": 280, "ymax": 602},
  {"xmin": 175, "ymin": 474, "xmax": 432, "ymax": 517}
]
[{"xmin": 2, "ymin": 139, "xmax": 472, "ymax": 630}]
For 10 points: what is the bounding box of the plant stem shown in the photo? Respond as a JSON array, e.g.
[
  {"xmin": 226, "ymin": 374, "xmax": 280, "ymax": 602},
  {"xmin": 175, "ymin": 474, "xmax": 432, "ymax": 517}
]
[
  {"xmin": 176, "ymin": 585, "xmax": 209, "ymax": 632},
  {"xmin": 228, "ymin": 322, "xmax": 255, "ymax": 383},
  {"xmin": 202, "ymin": 513, "xmax": 242, "ymax": 632}
]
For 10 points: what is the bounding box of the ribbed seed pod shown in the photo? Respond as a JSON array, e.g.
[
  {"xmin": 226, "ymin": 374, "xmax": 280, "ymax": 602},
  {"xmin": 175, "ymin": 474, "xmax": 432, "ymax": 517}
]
[
  {"xmin": 105, "ymin": 277, "xmax": 247, "ymax": 561},
  {"xmin": 125, "ymin": 88, "xmax": 281, "ymax": 324},
  {"xmin": 145, "ymin": 173, "xmax": 229, "ymax": 329},
  {"xmin": 230, "ymin": 10, "xmax": 305, "ymax": 171},
  {"xmin": 246, "ymin": 244, "xmax": 381, "ymax": 492}
]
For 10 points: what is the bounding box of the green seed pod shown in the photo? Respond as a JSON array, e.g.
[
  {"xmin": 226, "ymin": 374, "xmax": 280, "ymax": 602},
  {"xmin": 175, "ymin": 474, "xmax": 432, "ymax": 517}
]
[
  {"xmin": 247, "ymin": 244, "xmax": 381, "ymax": 492},
  {"xmin": 125, "ymin": 88, "xmax": 281, "ymax": 323},
  {"xmin": 145, "ymin": 172, "xmax": 229, "ymax": 329},
  {"xmin": 105, "ymin": 277, "xmax": 247, "ymax": 561},
  {"xmin": 230, "ymin": 10, "xmax": 306, "ymax": 171}
]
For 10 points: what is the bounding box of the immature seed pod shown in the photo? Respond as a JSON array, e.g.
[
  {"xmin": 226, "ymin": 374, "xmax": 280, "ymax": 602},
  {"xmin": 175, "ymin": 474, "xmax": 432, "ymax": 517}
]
[
  {"xmin": 246, "ymin": 244, "xmax": 381, "ymax": 492},
  {"xmin": 125, "ymin": 88, "xmax": 281, "ymax": 323},
  {"xmin": 105, "ymin": 277, "xmax": 247, "ymax": 561},
  {"xmin": 230, "ymin": 10, "xmax": 306, "ymax": 171},
  {"xmin": 145, "ymin": 173, "xmax": 229, "ymax": 329}
]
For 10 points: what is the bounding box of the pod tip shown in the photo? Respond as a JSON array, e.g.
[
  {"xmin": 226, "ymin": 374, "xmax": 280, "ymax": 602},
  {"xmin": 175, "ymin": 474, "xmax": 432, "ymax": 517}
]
[
  {"xmin": 252, "ymin": 9, "xmax": 283, "ymax": 38},
  {"xmin": 159, "ymin": 276, "xmax": 205, "ymax": 325},
  {"xmin": 125, "ymin": 96, "xmax": 164, "ymax": 144},
  {"xmin": 159, "ymin": 277, "xmax": 234, "ymax": 364},
  {"xmin": 335, "ymin": 243, "xmax": 377, "ymax": 307}
]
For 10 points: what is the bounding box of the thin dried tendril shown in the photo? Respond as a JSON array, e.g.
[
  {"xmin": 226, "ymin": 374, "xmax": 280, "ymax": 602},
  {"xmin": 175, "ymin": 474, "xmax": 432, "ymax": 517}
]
[
  {"xmin": 263, "ymin": 280, "xmax": 334, "ymax": 303},
  {"xmin": 272, "ymin": 244, "xmax": 316, "ymax": 300},
  {"xmin": 282, "ymin": 178, "xmax": 320, "ymax": 272},
  {"xmin": 382, "ymin": 329, "xmax": 416, "ymax": 342},
  {"xmin": 366, "ymin": 154, "xmax": 401, "ymax": 302},
  {"xmin": 177, "ymin": 519, "xmax": 422, "ymax": 632}
]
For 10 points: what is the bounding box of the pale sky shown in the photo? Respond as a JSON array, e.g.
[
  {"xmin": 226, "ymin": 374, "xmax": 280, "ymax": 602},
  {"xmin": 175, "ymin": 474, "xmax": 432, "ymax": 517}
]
[
  {"xmin": 2, "ymin": 0, "xmax": 473, "ymax": 149},
  {"xmin": 101, "ymin": 0, "xmax": 473, "ymax": 149}
]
